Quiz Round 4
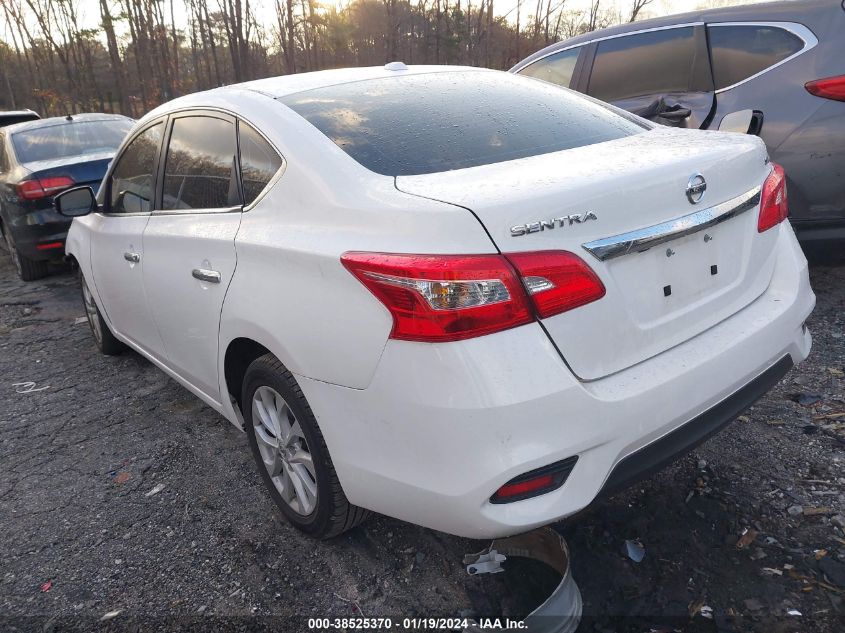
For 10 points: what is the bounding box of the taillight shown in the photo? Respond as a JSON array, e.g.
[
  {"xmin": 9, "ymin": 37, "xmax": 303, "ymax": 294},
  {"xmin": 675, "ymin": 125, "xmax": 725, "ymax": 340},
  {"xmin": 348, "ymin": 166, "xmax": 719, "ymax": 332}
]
[
  {"xmin": 16, "ymin": 176, "xmax": 75, "ymax": 201},
  {"xmin": 758, "ymin": 163, "xmax": 788, "ymax": 233},
  {"xmin": 506, "ymin": 251, "xmax": 606, "ymax": 318},
  {"xmin": 805, "ymin": 75, "xmax": 845, "ymax": 102},
  {"xmin": 341, "ymin": 250, "xmax": 604, "ymax": 342},
  {"xmin": 341, "ymin": 252, "xmax": 533, "ymax": 342}
]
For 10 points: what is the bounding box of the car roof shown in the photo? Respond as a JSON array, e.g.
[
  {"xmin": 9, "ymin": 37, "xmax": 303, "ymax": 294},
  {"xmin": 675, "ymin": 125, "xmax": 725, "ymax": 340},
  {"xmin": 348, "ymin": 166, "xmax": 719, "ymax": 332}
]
[
  {"xmin": 143, "ymin": 65, "xmax": 492, "ymax": 118},
  {"xmin": 514, "ymin": 0, "xmax": 836, "ymax": 69},
  {"xmin": 3, "ymin": 113, "xmax": 133, "ymax": 135}
]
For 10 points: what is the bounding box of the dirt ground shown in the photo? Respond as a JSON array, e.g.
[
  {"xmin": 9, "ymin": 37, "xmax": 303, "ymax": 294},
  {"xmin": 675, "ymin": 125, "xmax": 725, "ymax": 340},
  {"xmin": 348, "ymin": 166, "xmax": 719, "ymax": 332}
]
[{"xmin": 1, "ymin": 249, "xmax": 843, "ymax": 633}]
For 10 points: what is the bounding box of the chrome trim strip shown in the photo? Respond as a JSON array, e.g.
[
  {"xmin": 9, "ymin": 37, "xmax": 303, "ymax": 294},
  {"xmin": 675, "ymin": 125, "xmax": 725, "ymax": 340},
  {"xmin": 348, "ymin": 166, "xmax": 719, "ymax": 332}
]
[
  {"xmin": 709, "ymin": 22, "xmax": 818, "ymax": 94},
  {"xmin": 581, "ymin": 186, "xmax": 761, "ymax": 262}
]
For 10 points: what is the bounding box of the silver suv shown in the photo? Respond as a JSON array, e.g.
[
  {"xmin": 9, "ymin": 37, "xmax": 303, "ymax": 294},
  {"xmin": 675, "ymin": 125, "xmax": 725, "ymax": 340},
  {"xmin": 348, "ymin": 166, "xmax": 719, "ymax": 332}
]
[{"xmin": 512, "ymin": 0, "xmax": 845, "ymax": 245}]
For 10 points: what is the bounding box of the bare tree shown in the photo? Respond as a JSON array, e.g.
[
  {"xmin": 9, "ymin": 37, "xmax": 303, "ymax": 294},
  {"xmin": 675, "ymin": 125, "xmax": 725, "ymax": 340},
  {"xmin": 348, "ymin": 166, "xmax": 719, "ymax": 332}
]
[{"xmin": 629, "ymin": 0, "xmax": 654, "ymax": 22}]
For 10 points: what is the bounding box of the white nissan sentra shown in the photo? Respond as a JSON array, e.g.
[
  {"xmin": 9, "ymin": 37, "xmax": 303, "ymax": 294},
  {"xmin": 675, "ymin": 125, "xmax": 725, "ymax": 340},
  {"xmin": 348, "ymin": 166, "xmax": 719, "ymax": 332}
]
[{"xmin": 56, "ymin": 65, "xmax": 814, "ymax": 539}]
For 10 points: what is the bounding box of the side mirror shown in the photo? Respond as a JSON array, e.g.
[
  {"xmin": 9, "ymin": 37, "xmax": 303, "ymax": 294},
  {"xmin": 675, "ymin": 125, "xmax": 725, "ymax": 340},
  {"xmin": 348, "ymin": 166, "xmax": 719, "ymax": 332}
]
[
  {"xmin": 718, "ymin": 110, "xmax": 755, "ymax": 134},
  {"xmin": 55, "ymin": 186, "xmax": 96, "ymax": 217}
]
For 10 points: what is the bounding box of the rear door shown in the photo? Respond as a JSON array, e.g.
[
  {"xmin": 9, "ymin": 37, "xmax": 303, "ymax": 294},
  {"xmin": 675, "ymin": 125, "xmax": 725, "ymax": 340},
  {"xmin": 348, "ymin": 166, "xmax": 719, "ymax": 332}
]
[
  {"xmin": 584, "ymin": 25, "xmax": 716, "ymax": 129},
  {"xmin": 141, "ymin": 112, "xmax": 244, "ymax": 405}
]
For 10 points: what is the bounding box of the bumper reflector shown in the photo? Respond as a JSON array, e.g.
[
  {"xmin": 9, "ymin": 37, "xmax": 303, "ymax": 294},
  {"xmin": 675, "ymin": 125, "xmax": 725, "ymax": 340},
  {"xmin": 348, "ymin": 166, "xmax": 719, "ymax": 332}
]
[
  {"xmin": 36, "ymin": 242, "xmax": 64, "ymax": 251},
  {"xmin": 490, "ymin": 456, "xmax": 579, "ymax": 504}
]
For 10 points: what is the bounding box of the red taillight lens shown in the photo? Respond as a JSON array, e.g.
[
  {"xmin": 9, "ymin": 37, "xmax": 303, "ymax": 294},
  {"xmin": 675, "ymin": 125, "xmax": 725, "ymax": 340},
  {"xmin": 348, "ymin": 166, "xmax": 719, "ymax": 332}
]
[
  {"xmin": 341, "ymin": 252, "xmax": 533, "ymax": 342},
  {"xmin": 805, "ymin": 75, "xmax": 845, "ymax": 102},
  {"xmin": 758, "ymin": 163, "xmax": 788, "ymax": 233},
  {"xmin": 17, "ymin": 176, "xmax": 75, "ymax": 201},
  {"xmin": 506, "ymin": 251, "xmax": 606, "ymax": 318},
  {"xmin": 341, "ymin": 250, "xmax": 604, "ymax": 342}
]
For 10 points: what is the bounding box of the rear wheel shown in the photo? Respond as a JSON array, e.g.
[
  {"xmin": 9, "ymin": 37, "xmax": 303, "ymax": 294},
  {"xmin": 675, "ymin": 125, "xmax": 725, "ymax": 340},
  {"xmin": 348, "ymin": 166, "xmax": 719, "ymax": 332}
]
[
  {"xmin": 2, "ymin": 225, "xmax": 48, "ymax": 282},
  {"xmin": 243, "ymin": 354, "xmax": 369, "ymax": 538},
  {"xmin": 80, "ymin": 271, "xmax": 125, "ymax": 355}
]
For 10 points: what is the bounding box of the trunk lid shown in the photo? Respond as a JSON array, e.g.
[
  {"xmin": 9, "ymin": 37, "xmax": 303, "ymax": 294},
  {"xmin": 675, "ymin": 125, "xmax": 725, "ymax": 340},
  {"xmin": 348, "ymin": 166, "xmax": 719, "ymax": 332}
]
[
  {"xmin": 23, "ymin": 151, "xmax": 114, "ymax": 190},
  {"xmin": 396, "ymin": 128, "xmax": 777, "ymax": 380}
]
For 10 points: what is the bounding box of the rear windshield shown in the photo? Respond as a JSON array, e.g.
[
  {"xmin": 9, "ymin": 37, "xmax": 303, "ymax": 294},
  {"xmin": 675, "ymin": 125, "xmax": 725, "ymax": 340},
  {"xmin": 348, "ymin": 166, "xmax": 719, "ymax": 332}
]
[
  {"xmin": 12, "ymin": 119, "xmax": 133, "ymax": 164},
  {"xmin": 280, "ymin": 71, "xmax": 646, "ymax": 176}
]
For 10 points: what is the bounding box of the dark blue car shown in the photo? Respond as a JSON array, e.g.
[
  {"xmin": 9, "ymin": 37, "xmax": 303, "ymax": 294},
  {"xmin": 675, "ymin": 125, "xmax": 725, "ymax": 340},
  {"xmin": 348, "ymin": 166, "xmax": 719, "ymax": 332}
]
[{"xmin": 0, "ymin": 113, "xmax": 133, "ymax": 280}]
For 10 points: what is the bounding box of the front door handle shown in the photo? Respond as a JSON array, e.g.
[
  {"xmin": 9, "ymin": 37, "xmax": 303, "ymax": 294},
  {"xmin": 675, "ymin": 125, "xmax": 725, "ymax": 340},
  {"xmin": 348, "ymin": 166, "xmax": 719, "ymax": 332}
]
[
  {"xmin": 192, "ymin": 268, "xmax": 221, "ymax": 284},
  {"xmin": 123, "ymin": 252, "xmax": 140, "ymax": 263}
]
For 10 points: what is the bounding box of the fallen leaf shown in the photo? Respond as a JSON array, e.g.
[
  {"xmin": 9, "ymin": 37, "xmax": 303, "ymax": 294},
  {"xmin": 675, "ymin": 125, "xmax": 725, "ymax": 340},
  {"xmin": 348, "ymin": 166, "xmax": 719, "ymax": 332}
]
[
  {"xmin": 736, "ymin": 528, "xmax": 758, "ymax": 549},
  {"xmin": 114, "ymin": 472, "xmax": 130, "ymax": 485},
  {"xmin": 804, "ymin": 507, "xmax": 832, "ymax": 516},
  {"xmin": 827, "ymin": 368, "xmax": 844, "ymax": 378},
  {"xmin": 145, "ymin": 483, "xmax": 165, "ymax": 497},
  {"xmin": 814, "ymin": 412, "xmax": 845, "ymax": 420},
  {"xmin": 40, "ymin": 580, "xmax": 52, "ymax": 592},
  {"xmin": 815, "ymin": 549, "xmax": 828, "ymax": 560}
]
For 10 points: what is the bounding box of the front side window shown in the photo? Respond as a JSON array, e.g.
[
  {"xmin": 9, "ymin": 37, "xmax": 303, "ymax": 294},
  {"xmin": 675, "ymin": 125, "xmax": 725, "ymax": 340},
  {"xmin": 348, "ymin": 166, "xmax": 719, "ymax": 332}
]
[
  {"xmin": 162, "ymin": 116, "xmax": 239, "ymax": 211},
  {"xmin": 109, "ymin": 122, "xmax": 164, "ymax": 214},
  {"xmin": 518, "ymin": 47, "xmax": 582, "ymax": 88},
  {"xmin": 239, "ymin": 122, "xmax": 283, "ymax": 206},
  {"xmin": 708, "ymin": 25, "xmax": 804, "ymax": 90},
  {"xmin": 588, "ymin": 27, "xmax": 696, "ymax": 101}
]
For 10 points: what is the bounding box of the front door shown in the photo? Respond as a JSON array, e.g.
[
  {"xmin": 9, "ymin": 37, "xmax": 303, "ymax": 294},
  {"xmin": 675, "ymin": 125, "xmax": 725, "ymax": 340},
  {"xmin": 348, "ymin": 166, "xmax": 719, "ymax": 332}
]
[
  {"xmin": 89, "ymin": 121, "xmax": 167, "ymax": 361},
  {"xmin": 141, "ymin": 113, "xmax": 243, "ymax": 405}
]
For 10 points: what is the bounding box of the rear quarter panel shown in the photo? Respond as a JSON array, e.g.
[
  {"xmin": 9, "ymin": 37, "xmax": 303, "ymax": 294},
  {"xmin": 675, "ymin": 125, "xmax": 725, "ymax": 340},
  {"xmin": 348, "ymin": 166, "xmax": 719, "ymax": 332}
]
[{"xmin": 217, "ymin": 97, "xmax": 498, "ymax": 394}]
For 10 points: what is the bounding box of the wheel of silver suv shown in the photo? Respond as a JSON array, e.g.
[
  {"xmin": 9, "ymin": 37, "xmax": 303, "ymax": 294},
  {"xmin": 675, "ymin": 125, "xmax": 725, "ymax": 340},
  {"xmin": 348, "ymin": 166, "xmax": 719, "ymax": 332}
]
[{"xmin": 242, "ymin": 353, "xmax": 368, "ymax": 538}]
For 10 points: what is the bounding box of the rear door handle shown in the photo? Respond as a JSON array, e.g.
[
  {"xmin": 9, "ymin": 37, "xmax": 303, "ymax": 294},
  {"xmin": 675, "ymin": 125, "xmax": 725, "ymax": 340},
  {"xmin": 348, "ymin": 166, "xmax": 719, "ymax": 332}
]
[
  {"xmin": 192, "ymin": 268, "xmax": 221, "ymax": 284},
  {"xmin": 123, "ymin": 252, "xmax": 140, "ymax": 263}
]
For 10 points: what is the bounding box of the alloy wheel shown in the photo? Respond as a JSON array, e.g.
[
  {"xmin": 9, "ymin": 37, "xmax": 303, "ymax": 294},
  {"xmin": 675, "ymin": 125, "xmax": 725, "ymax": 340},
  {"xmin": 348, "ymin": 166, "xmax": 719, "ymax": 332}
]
[{"xmin": 251, "ymin": 385, "xmax": 318, "ymax": 516}]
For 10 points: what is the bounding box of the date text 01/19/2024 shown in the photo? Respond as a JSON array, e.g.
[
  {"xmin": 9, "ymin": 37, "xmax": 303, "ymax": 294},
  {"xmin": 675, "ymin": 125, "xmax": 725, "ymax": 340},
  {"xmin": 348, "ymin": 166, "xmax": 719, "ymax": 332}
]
[{"xmin": 307, "ymin": 617, "xmax": 527, "ymax": 630}]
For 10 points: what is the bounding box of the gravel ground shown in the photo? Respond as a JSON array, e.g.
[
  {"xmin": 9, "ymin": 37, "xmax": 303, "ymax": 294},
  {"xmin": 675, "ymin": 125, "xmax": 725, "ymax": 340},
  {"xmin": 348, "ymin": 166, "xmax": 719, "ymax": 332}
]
[{"xmin": 0, "ymin": 249, "xmax": 843, "ymax": 633}]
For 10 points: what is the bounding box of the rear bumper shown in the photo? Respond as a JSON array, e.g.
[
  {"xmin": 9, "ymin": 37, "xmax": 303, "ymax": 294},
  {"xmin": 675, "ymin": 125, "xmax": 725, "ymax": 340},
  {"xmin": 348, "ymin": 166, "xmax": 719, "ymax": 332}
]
[
  {"xmin": 298, "ymin": 224, "xmax": 814, "ymax": 538},
  {"xmin": 6, "ymin": 207, "xmax": 70, "ymax": 260},
  {"xmin": 598, "ymin": 354, "xmax": 793, "ymax": 498}
]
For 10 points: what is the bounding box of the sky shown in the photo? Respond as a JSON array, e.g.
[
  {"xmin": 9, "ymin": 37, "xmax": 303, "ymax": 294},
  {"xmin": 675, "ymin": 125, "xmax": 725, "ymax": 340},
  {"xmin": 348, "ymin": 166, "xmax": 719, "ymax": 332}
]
[{"xmin": 1, "ymin": 0, "xmax": 768, "ymax": 43}]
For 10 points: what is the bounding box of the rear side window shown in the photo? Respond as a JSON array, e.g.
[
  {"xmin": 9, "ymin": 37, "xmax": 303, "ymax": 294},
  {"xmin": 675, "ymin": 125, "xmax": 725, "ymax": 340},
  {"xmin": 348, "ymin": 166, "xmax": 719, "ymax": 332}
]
[
  {"xmin": 707, "ymin": 25, "xmax": 804, "ymax": 90},
  {"xmin": 280, "ymin": 72, "xmax": 644, "ymax": 176},
  {"xmin": 519, "ymin": 47, "xmax": 582, "ymax": 88},
  {"xmin": 162, "ymin": 116, "xmax": 239, "ymax": 210},
  {"xmin": 110, "ymin": 122, "xmax": 164, "ymax": 214},
  {"xmin": 239, "ymin": 122, "xmax": 283, "ymax": 205},
  {"xmin": 588, "ymin": 27, "xmax": 696, "ymax": 101}
]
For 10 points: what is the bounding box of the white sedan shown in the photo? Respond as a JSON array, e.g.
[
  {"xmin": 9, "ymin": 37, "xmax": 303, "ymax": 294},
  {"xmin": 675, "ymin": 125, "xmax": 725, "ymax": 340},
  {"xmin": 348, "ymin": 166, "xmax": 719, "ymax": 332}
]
[{"xmin": 56, "ymin": 65, "xmax": 814, "ymax": 539}]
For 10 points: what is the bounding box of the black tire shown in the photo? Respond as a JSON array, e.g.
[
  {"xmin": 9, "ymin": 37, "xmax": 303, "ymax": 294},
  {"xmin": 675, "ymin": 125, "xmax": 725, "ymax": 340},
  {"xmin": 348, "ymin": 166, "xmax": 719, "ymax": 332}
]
[
  {"xmin": 2, "ymin": 225, "xmax": 48, "ymax": 282},
  {"xmin": 243, "ymin": 354, "xmax": 369, "ymax": 539},
  {"xmin": 80, "ymin": 271, "xmax": 125, "ymax": 355}
]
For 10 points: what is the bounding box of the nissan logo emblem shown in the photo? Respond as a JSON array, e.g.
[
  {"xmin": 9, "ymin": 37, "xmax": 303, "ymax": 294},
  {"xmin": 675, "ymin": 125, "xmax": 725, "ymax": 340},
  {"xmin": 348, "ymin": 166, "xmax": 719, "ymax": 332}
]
[{"xmin": 686, "ymin": 174, "xmax": 707, "ymax": 204}]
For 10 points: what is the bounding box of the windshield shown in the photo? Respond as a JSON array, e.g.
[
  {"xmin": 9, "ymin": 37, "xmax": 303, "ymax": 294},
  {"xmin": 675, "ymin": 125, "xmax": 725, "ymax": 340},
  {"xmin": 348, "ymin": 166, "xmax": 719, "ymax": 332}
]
[
  {"xmin": 280, "ymin": 71, "xmax": 646, "ymax": 176},
  {"xmin": 12, "ymin": 119, "xmax": 133, "ymax": 164}
]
